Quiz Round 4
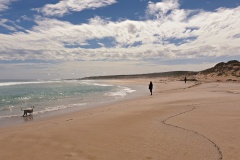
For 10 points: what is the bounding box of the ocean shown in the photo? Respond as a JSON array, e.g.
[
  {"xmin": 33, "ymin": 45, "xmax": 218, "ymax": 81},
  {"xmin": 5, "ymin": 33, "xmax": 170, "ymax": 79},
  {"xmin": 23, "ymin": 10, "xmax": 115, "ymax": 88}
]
[{"xmin": 0, "ymin": 79, "xmax": 136, "ymax": 119}]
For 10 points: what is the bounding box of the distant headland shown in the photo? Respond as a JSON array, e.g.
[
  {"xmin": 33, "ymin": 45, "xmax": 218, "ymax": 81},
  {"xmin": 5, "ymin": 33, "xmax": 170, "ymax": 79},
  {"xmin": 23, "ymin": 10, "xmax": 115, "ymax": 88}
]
[{"xmin": 78, "ymin": 60, "xmax": 240, "ymax": 82}]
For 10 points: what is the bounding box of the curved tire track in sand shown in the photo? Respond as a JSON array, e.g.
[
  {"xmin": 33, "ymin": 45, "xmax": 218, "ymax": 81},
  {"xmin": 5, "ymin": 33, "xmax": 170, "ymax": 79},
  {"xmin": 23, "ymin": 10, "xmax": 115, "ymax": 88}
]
[{"xmin": 162, "ymin": 105, "xmax": 223, "ymax": 160}]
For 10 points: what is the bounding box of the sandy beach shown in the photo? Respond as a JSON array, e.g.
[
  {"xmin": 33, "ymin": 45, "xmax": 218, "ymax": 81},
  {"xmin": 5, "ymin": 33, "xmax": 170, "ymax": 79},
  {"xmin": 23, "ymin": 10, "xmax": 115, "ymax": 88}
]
[{"xmin": 0, "ymin": 79, "xmax": 240, "ymax": 160}]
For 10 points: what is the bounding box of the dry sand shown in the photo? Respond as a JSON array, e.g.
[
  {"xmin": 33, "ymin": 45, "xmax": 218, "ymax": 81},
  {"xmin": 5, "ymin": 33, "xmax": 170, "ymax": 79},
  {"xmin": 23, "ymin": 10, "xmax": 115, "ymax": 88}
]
[{"xmin": 0, "ymin": 79, "xmax": 239, "ymax": 160}]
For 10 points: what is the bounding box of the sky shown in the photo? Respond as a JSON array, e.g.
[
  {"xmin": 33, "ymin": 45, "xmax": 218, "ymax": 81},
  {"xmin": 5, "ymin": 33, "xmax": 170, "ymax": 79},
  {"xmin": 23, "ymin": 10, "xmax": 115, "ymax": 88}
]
[{"xmin": 0, "ymin": 0, "xmax": 240, "ymax": 80}]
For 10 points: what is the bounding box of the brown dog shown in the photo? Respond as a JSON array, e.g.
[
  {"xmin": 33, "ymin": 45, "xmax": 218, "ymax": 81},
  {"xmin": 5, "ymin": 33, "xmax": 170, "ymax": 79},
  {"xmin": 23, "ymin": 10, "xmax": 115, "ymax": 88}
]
[{"xmin": 22, "ymin": 106, "xmax": 34, "ymax": 117}]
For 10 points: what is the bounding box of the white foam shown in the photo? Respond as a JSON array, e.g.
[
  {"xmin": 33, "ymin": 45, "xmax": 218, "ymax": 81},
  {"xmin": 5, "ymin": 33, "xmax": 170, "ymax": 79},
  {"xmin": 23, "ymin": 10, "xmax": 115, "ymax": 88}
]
[
  {"xmin": 106, "ymin": 86, "xmax": 136, "ymax": 98},
  {"xmin": 80, "ymin": 81, "xmax": 113, "ymax": 87},
  {"xmin": 0, "ymin": 115, "xmax": 19, "ymax": 118},
  {"xmin": 0, "ymin": 80, "xmax": 60, "ymax": 87},
  {"xmin": 92, "ymin": 83, "xmax": 113, "ymax": 87},
  {"xmin": 34, "ymin": 103, "xmax": 86, "ymax": 114},
  {"xmin": 17, "ymin": 97, "xmax": 31, "ymax": 100}
]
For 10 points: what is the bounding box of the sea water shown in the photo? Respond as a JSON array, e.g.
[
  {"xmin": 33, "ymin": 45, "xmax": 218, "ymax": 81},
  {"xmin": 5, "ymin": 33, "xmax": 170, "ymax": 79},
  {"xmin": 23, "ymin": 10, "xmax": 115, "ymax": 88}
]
[{"xmin": 0, "ymin": 80, "xmax": 135, "ymax": 118}]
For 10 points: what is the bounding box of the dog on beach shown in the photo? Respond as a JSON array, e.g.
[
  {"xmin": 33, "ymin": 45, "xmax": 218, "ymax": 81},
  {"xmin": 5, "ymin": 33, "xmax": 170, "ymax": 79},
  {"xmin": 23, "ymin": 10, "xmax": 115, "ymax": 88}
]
[{"xmin": 21, "ymin": 106, "xmax": 34, "ymax": 117}]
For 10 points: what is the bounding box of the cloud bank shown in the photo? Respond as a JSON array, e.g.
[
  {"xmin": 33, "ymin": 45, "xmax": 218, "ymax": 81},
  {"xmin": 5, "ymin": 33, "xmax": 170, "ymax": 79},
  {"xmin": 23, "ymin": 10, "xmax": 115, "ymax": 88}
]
[{"xmin": 0, "ymin": 0, "xmax": 240, "ymax": 63}]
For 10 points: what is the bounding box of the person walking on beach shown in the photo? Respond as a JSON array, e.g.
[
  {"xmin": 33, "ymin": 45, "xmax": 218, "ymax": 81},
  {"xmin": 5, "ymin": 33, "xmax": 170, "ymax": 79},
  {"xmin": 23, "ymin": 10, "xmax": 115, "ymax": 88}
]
[
  {"xmin": 184, "ymin": 77, "xmax": 187, "ymax": 84},
  {"xmin": 149, "ymin": 81, "xmax": 153, "ymax": 95}
]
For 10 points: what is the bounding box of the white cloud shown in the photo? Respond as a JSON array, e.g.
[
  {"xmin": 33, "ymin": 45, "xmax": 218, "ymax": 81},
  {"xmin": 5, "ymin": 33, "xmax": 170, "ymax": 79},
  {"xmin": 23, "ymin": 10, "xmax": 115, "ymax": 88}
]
[
  {"xmin": 19, "ymin": 15, "xmax": 32, "ymax": 22},
  {"xmin": 0, "ymin": 19, "xmax": 24, "ymax": 31},
  {"xmin": 146, "ymin": 0, "xmax": 179, "ymax": 19},
  {"xmin": 36, "ymin": 0, "xmax": 117, "ymax": 17},
  {"xmin": 0, "ymin": 2, "xmax": 240, "ymax": 63},
  {"xmin": 0, "ymin": 0, "xmax": 16, "ymax": 12},
  {"xmin": 0, "ymin": 19, "xmax": 16, "ymax": 31}
]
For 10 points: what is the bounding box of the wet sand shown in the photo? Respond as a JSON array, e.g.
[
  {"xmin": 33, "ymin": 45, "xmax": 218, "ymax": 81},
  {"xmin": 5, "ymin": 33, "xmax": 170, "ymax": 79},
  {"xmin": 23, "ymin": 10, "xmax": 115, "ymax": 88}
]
[{"xmin": 0, "ymin": 79, "xmax": 239, "ymax": 160}]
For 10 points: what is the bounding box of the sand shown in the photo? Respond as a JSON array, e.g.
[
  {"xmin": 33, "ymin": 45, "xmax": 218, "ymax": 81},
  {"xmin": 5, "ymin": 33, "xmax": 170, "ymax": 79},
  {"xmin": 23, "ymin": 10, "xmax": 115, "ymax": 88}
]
[{"xmin": 0, "ymin": 79, "xmax": 240, "ymax": 160}]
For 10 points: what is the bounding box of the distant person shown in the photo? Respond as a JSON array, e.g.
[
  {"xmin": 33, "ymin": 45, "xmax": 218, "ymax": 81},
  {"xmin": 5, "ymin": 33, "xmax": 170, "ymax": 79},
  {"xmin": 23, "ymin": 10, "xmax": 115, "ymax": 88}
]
[
  {"xmin": 149, "ymin": 81, "xmax": 153, "ymax": 95},
  {"xmin": 184, "ymin": 77, "xmax": 187, "ymax": 84}
]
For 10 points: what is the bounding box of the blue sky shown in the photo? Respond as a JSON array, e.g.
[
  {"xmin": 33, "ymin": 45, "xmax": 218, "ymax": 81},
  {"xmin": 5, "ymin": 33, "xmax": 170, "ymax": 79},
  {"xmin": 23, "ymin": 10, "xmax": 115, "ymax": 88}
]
[{"xmin": 0, "ymin": 0, "xmax": 239, "ymax": 79}]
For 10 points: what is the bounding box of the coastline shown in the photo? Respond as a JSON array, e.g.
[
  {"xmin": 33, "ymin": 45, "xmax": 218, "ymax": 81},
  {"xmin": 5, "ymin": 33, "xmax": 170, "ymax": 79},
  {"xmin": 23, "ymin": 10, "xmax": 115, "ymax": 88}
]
[
  {"xmin": 0, "ymin": 79, "xmax": 240, "ymax": 159},
  {"xmin": 0, "ymin": 80, "xmax": 146, "ymax": 128}
]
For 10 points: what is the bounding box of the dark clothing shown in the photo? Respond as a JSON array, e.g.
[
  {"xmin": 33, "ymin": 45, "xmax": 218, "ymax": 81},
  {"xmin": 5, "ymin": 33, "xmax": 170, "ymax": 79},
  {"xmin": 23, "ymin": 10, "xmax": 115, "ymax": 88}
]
[
  {"xmin": 149, "ymin": 81, "xmax": 153, "ymax": 95},
  {"xmin": 184, "ymin": 77, "xmax": 187, "ymax": 84}
]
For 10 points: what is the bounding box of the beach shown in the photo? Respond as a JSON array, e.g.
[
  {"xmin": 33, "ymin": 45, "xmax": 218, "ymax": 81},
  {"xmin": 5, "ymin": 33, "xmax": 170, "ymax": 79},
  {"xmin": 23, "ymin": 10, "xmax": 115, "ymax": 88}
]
[{"xmin": 0, "ymin": 79, "xmax": 240, "ymax": 160}]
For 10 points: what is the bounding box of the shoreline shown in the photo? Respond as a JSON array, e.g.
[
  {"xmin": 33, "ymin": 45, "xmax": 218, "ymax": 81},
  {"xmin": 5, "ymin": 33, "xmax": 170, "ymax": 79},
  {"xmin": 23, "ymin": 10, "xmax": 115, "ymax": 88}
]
[
  {"xmin": 0, "ymin": 80, "xmax": 147, "ymax": 128},
  {"xmin": 0, "ymin": 79, "xmax": 240, "ymax": 159}
]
